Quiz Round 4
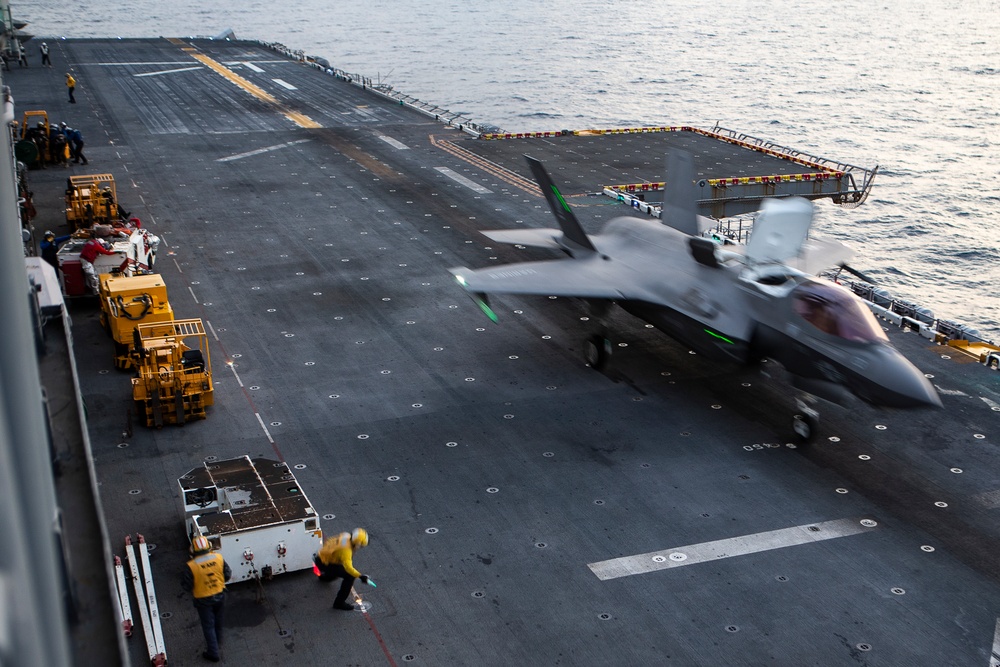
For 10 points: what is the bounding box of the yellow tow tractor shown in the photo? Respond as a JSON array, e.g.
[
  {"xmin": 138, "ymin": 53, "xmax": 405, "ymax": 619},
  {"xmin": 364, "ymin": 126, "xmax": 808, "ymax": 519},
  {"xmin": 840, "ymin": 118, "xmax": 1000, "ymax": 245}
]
[
  {"xmin": 131, "ymin": 319, "xmax": 214, "ymax": 428},
  {"xmin": 14, "ymin": 110, "xmax": 70, "ymax": 168},
  {"xmin": 65, "ymin": 174, "xmax": 123, "ymax": 229},
  {"xmin": 99, "ymin": 273, "xmax": 174, "ymax": 369}
]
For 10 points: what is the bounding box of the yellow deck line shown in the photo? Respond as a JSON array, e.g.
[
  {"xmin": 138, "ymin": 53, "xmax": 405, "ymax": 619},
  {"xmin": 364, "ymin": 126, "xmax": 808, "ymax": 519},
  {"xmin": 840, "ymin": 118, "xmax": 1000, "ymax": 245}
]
[
  {"xmin": 430, "ymin": 135, "xmax": 540, "ymax": 196},
  {"xmin": 283, "ymin": 111, "xmax": 321, "ymax": 128},
  {"xmin": 188, "ymin": 52, "xmax": 321, "ymax": 129},
  {"xmin": 189, "ymin": 53, "xmax": 279, "ymax": 103}
]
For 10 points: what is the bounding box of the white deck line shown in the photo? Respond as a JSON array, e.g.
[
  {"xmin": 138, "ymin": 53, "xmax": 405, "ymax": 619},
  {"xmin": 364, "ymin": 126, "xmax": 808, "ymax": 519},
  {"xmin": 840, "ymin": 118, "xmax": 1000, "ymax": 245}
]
[
  {"xmin": 133, "ymin": 66, "xmax": 204, "ymax": 77},
  {"xmin": 255, "ymin": 412, "xmax": 275, "ymax": 444},
  {"xmin": 216, "ymin": 139, "xmax": 311, "ymax": 163},
  {"xmin": 378, "ymin": 135, "xmax": 410, "ymax": 150},
  {"xmin": 588, "ymin": 516, "xmax": 879, "ymax": 580},
  {"xmin": 434, "ymin": 167, "xmax": 492, "ymax": 194},
  {"xmin": 272, "ymin": 78, "xmax": 297, "ymax": 90}
]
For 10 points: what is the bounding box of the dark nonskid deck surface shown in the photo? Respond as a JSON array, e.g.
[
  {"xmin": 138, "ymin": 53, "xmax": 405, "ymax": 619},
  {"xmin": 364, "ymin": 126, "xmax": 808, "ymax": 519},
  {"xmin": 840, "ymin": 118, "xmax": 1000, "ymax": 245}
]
[
  {"xmin": 14, "ymin": 38, "xmax": 1000, "ymax": 665},
  {"xmin": 461, "ymin": 130, "xmax": 823, "ymax": 192}
]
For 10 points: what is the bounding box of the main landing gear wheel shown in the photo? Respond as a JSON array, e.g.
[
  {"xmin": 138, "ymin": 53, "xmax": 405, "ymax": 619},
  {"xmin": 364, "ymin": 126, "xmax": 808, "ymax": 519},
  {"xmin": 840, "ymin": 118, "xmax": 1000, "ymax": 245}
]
[
  {"xmin": 585, "ymin": 335, "xmax": 612, "ymax": 370},
  {"xmin": 792, "ymin": 413, "xmax": 818, "ymax": 444},
  {"xmin": 792, "ymin": 394, "xmax": 820, "ymax": 444}
]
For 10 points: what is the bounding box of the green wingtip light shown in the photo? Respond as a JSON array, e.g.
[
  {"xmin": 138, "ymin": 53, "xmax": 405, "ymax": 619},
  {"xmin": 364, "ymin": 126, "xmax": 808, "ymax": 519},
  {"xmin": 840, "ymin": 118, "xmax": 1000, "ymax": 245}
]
[
  {"xmin": 703, "ymin": 329, "xmax": 735, "ymax": 344},
  {"xmin": 477, "ymin": 299, "xmax": 499, "ymax": 323}
]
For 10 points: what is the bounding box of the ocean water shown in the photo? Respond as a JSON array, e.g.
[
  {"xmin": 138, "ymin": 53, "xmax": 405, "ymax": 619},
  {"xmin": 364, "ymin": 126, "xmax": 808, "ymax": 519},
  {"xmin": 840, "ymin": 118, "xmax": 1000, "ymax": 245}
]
[{"xmin": 17, "ymin": 0, "xmax": 1000, "ymax": 338}]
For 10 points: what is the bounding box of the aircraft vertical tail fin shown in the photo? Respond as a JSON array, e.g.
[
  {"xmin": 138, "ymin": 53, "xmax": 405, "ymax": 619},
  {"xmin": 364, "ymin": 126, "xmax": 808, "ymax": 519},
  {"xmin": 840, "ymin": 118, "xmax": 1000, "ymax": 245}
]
[
  {"xmin": 660, "ymin": 150, "xmax": 700, "ymax": 237},
  {"xmin": 525, "ymin": 155, "xmax": 596, "ymax": 252}
]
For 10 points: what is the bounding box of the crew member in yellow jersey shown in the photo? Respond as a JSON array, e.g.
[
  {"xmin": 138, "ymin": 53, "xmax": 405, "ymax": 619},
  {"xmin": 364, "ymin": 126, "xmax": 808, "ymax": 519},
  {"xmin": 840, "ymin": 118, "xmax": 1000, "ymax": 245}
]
[
  {"xmin": 315, "ymin": 527, "xmax": 371, "ymax": 610},
  {"xmin": 183, "ymin": 535, "xmax": 232, "ymax": 662}
]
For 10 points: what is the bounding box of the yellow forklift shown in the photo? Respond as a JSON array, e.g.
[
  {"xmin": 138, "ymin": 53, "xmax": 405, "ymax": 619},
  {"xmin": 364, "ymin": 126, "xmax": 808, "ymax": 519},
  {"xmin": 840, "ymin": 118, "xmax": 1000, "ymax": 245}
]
[
  {"xmin": 99, "ymin": 273, "xmax": 174, "ymax": 369},
  {"xmin": 131, "ymin": 319, "xmax": 214, "ymax": 428},
  {"xmin": 65, "ymin": 174, "xmax": 122, "ymax": 229}
]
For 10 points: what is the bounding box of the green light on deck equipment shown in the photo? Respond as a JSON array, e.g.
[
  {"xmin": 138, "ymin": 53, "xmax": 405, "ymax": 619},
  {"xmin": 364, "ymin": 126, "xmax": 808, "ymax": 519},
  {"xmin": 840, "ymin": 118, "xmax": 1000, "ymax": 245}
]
[{"xmin": 703, "ymin": 329, "xmax": 734, "ymax": 344}]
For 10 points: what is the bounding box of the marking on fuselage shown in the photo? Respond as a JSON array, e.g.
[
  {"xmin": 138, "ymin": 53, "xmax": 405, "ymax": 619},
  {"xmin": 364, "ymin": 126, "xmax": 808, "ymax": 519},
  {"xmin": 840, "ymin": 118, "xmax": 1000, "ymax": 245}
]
[
  {"xmin": 434, "ymin": 167, "xmax": 492, "ymax": 194},
  {"xmin": 487, "ymin": 267, "xmax": 537, "ymax": 280},
  {"xmin": 378, "ymin": 135, "xmax": 410, "ymax": 150},
  {"xmin": 587, "ymin": 516, "xmax": 878, "ymax": 580},
  {"xmin": 272, "ymin": 78, "xmax": 297, "ymax": 90},
  {"xmin": 216, "ymin": 139, "xmax": 312, "ymax": 163},
  {"xmin": 133, "ymin": 66, "xmax": 204, "ymax": 77}
]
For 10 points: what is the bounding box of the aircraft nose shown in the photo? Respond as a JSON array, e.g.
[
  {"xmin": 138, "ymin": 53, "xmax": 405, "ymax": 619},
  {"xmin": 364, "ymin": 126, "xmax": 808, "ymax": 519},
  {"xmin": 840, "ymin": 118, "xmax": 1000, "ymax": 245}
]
[{"xmin": 863, "ymin": 347, "xmax": 942, "ymax": 409}]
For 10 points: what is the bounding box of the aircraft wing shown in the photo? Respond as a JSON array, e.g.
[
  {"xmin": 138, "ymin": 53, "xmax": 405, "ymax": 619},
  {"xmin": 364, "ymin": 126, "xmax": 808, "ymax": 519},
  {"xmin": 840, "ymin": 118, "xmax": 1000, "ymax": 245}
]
[
  {"xmin": 450, "ymin": 259, "xmax": 627, "ymax": 299},
  {"xmin": 481, "ymin": 228, "xmax": 562, "ymax": 249}
]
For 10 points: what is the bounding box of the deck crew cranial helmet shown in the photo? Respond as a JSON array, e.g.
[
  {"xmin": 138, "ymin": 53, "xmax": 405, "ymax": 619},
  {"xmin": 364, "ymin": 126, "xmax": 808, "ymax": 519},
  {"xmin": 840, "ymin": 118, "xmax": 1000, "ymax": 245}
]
[
  {"xmin": 351, "ymin": 528, "xmax": 368, "ymax": 548},
  {"xmin": 192, "ymin": 535, "xmax": 211, "ymax": 553},
  {"xmin": 44, "ymin": 230, "xmax": 54, "ymax": 240}
]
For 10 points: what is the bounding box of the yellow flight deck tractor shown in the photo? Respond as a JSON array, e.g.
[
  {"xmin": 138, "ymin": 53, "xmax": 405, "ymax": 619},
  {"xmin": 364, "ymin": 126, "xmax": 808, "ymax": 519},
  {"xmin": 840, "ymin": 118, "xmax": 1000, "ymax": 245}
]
[
  {"xmin": 14, "ymin": 110, "xmax": 69, "ymax": 168},
  {"xmin": 131, "ymin": 319, "xmax": 214, "ymax": 428},
  {"xmin": 65, "ymin": 174, "xmax": 124, "ymax": 229},
  {"xmin": 99, "ymin": 273, "xmax": 174, "ymax": 369}
]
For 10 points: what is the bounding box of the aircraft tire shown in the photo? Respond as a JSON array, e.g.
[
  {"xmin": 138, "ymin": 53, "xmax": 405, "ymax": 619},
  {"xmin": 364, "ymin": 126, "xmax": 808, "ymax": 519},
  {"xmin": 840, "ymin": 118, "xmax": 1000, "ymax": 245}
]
[
  {"xmin": 585, "ymin": 335, "xmax": 612, "ymax": 370},
  {"xmin": 792, "ymin": 413, "xmax": 818, "ymax": 444}
]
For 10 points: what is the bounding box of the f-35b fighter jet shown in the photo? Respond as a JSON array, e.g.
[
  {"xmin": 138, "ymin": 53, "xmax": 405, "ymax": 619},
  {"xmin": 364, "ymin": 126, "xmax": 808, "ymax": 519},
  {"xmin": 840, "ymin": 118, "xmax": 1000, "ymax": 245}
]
[{"xmin": 449, "ymin": 152, "xmax": 940, "ymax": 441}]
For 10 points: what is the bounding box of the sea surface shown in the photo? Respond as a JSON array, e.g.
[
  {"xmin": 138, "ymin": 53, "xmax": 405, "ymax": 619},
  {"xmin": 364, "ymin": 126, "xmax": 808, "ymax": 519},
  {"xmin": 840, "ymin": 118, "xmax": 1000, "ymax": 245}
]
[{"xmin": 17, "ymin": 0, "xmax": 1000, "ymax": 338}]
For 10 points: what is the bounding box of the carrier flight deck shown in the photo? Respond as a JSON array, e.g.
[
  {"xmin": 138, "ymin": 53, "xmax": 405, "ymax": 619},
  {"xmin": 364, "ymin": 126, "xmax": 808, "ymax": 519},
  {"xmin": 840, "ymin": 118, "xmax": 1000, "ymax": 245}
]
[{"xmin": 10, "ymin": 37, "xmax": 1000, "ymax": 666}]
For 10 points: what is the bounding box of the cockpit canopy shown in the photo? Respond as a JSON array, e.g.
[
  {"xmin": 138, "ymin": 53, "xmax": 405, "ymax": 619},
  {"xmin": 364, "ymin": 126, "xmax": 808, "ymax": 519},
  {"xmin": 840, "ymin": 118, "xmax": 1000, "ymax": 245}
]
[{"xmin": 791, "ymin": 280, "xmax": 887, "ymax": 342}]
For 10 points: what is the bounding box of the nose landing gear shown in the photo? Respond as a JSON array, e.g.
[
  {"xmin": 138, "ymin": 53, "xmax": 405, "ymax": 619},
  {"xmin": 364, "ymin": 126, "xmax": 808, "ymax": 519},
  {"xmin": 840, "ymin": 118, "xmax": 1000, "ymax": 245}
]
[
  {"xmin": 792, "ymin": 395, "xmax": 820, "ymax": 444},
  {"xmin": 585, "ymin": 334, "xmax": 612, "ymax": 370}
]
